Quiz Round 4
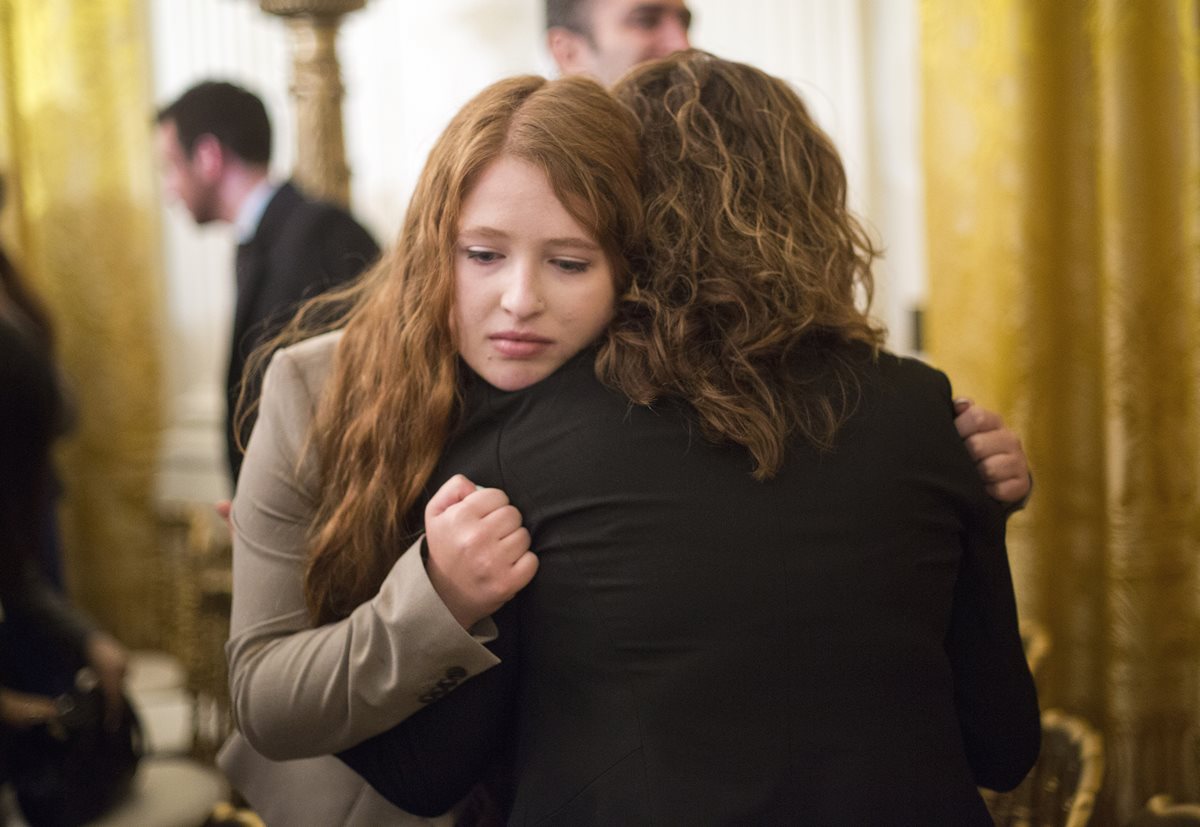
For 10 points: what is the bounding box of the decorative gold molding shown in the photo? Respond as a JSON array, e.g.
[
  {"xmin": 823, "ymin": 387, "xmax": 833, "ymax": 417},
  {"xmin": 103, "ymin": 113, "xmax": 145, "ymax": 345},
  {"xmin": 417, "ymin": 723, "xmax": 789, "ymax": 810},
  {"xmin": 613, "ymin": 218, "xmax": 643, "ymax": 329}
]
[
  {"xmin": 260, "ymin": 0, "xmax": 368, "ymax": 206},
  {"xmin": 259, "ymin": 0, "xmax": 365, "ymax": 17}
]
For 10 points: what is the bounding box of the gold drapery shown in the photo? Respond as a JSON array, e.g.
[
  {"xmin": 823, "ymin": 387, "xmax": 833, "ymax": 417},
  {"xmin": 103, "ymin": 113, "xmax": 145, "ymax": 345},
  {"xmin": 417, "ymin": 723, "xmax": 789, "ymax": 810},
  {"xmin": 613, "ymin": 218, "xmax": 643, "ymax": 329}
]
[
  {"xmin": 0, "ymin": 0, "xmax": 164, "ymax": 645},
  {"xmin": 923, "ymin": 0, "xmax": 1200, "ymax": 820}
]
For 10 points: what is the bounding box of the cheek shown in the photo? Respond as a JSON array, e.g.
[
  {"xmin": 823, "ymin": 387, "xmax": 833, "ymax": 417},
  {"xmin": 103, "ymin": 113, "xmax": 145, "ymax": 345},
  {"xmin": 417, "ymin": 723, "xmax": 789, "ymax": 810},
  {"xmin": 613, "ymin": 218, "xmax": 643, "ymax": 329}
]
[
  {"xmin": 575, "ymin": 279, "xmax": 617, "ymax": 335},
  {"xmin": 451, "ymin": 270, "xmax": 494, "ymax": 335}
]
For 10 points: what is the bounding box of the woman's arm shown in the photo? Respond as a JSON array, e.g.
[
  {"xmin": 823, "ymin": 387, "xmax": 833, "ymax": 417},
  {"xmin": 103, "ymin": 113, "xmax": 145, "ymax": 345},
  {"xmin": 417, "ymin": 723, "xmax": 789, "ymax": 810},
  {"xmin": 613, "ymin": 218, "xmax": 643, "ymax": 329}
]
[
  {"xmin": 226, "ymin": 342, "xmax": 500, "ymax": 760},
  {"xmin": 913, "ymin": 363, "xmax": 1040, "ymax": 790},
  {"xmin": 946, "ymin": 517, "xmax": 1041, "ymax": 789},
  {"xmin": 338, "ymin": 601, "xmax": 519, "ymax": 817},
  {"xmin": 941, "ymin": 435, "xmax": 1041, "ymax": 790},
  {"xmin": 0, "ymin": 556, "xmax": 94, "ymax": 663}
]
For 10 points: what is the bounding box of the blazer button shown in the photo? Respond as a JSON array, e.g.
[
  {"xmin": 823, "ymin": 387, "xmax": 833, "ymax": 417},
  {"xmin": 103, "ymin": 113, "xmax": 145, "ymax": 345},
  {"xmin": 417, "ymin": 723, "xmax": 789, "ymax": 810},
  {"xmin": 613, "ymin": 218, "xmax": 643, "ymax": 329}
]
[{"xmin": 418, "ymin": 687, "xmax": 446, "ymax": 704}]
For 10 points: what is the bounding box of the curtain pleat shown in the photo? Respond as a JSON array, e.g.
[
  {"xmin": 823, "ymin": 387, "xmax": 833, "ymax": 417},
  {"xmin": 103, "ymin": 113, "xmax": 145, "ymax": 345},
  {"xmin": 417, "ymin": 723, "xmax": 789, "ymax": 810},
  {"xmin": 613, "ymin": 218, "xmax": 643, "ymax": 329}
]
[
  {"xmin": 0, "ymin": 0, "xmax": 164, "ymax": 646},
  {"xmin": 923, "ymin": 0, "xmax": 1200, "ymax": 819}
]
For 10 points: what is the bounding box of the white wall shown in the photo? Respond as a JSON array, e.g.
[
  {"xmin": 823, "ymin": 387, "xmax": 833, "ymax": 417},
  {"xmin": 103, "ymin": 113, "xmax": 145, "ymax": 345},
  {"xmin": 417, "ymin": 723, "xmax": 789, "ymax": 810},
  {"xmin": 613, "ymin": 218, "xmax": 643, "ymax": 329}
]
[{"xmin": 148, "ymin": 0, "xmax": 924, "ymax": 502}]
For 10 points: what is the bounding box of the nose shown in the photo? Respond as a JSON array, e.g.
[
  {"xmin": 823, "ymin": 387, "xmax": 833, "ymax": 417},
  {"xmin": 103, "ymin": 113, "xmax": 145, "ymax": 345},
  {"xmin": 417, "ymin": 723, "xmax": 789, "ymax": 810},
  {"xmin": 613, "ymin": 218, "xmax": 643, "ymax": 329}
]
[
  {"xmin": 657, "ymin": 19, "xmax": 690, "ymax": 54},
  {"xmin": 500, "ymin": 264, "xmax": 544, "ymax": 319}
]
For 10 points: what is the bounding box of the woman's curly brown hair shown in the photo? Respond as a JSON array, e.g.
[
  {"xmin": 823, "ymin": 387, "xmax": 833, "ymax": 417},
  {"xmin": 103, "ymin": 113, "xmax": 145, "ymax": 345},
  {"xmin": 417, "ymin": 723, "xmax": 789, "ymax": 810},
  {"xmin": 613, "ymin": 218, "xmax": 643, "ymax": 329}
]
[{"xmin": 603, "ymin": 51, "xmax": 885, "ymax": 478}]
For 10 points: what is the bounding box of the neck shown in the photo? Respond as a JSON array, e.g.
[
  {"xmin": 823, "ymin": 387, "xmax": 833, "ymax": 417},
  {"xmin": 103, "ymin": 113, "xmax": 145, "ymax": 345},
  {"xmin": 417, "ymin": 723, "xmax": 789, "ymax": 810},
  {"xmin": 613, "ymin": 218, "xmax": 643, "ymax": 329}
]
[{"xmin": 217, "ymin": 163, "xmax": 269, "ymax": 224}]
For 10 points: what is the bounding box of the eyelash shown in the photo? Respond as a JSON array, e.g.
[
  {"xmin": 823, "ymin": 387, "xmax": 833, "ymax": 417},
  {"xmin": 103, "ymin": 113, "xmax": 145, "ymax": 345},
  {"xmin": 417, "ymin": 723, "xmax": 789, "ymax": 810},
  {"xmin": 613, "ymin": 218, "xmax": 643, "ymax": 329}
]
[
  {"xmin": 552, "ymin": 259, "xmax": 589, "ymax": 274},
  {"xmin": 465, "ymin": 249, "xmax": 501, "ymax": 264},
  {"xmin": 463, "ymin": 249, "xmax": 590, "ymax": 274}
]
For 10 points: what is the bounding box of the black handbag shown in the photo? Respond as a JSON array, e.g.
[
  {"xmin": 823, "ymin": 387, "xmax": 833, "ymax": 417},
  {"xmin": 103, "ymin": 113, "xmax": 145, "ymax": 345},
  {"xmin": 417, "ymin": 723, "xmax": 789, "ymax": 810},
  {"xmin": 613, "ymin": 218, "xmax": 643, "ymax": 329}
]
[{"xmin": 10, "ymin": 668, "xmax": 143, "ymax": 827}]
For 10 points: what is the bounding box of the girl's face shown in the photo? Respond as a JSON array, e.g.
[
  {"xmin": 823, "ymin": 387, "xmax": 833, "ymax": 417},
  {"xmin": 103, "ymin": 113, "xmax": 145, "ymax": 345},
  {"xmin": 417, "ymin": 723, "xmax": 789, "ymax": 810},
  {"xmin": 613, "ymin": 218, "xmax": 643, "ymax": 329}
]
[{"xmin": 453, "ymin": 155, "xmax": 616, "ymax": 391}]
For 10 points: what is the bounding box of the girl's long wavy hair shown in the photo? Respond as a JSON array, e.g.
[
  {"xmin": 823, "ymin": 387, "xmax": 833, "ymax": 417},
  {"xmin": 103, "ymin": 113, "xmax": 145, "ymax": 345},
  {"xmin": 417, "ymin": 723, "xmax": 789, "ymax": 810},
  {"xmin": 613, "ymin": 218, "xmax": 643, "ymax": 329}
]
[
  {"xmin": 601, "ymin": 51, "xmax": 886, "ymax": 478},
  {"xmin": 245, "ymin": 75, "xmax": 642, "ymax": 624}
]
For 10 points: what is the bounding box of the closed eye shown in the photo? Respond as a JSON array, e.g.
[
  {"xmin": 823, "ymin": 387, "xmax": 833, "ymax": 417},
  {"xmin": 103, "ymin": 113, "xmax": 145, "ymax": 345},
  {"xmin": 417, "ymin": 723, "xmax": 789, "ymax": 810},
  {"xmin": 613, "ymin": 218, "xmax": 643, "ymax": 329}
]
[
  {"xmin": 464, "ymin": 248, "xmax": 503, "ymax": 264},
  {"xmin": 551, "ymin": 258, "xmax": 590, "ymax": 274}
]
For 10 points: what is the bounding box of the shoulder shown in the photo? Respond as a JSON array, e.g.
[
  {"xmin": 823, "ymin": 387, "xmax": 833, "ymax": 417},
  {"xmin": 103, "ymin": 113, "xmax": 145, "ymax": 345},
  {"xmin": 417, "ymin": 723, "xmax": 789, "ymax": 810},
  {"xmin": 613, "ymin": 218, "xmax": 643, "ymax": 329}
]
[
  {"xmin": 266, "ymin": 330, "xmax": 344, "ymax": 407},
  {"xmin": 860, "ymin": 351, "xmax": 1000, "ymax": 509},
  {"xmin": 284, "ymin": 192, "xmax": 375, "ymax": 244},
  {"xmin": 272, "ymin": 196, "xmax": 379, "ymax": 279},
  {"xmin": 839, "ymin": 350, "xmax": 962, "ymax": 456},
  {"xmin": 873, "ymin": 351, "xmax": 954, "ymax": 402},
  {"xmin": 252, "ymin": 331, "xmax": 343, "ymax": 463},
  {"xmin": 289, "ymin": 196, "xmax": 353, "ymax": 227},
  {"xmin": 851, "ymin": 350, "xmax": 953, "ymax": 415}
]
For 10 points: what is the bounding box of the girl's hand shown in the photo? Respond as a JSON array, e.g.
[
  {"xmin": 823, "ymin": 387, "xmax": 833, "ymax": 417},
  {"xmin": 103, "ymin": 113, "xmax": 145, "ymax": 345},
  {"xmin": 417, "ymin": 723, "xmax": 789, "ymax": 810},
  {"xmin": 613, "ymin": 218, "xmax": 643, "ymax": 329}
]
[
  {"xmin": 424, "ymin": 474, "xmax": 539, "ymax": 629},
  {"xmin": 954, "ymin": 399, "xmax": 1032, "ymax": 505}
]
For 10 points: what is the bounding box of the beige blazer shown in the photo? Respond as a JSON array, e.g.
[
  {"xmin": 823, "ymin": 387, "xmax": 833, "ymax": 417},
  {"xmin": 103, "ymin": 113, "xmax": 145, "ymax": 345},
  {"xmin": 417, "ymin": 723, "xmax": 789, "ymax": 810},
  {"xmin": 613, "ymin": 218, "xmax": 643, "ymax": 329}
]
[{"xmin": 220, "ymin": 330, "xmax": 497, "ymax": 825}]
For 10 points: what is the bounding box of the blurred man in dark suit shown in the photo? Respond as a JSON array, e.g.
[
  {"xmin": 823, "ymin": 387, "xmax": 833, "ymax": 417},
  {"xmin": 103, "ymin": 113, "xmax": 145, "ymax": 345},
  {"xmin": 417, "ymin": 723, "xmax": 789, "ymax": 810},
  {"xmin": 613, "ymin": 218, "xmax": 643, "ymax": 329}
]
[{"xmin": 155, "ymin": 81, "xmax": 379, "ymax": 483}]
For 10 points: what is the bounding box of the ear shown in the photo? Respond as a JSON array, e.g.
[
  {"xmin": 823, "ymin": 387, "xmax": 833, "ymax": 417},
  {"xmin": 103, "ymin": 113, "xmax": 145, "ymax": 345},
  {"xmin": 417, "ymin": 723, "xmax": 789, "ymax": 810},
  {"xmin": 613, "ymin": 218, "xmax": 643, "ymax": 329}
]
[
  {"xmin": 547, "ymin": 26, "xmax": 592, "ymax": 77},
  {"xmin": 189, "ymin": 133, "xmax": 226, "ymax": 181}
]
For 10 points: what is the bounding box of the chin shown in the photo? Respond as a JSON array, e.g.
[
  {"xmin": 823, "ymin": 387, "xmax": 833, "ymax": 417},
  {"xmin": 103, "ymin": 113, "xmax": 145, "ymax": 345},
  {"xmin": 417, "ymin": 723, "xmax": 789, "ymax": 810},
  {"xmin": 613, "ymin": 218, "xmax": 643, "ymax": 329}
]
[{"xmin": 483, "ymin": 366, "xmax": 549, "ymax": 393}]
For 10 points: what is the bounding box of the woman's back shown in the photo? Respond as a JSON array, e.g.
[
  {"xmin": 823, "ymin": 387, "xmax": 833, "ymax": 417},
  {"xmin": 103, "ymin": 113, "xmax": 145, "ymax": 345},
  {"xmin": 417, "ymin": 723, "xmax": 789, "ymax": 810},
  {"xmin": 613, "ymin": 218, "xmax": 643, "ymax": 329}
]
[{"xmin": 408, "ymin": 346, "xmax": 1038, "ymax": 825}]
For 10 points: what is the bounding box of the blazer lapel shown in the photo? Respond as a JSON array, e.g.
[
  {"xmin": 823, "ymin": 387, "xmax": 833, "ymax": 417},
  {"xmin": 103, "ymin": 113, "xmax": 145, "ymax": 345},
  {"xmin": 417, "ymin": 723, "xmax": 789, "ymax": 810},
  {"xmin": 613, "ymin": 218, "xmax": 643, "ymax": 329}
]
[{"xmin": 229, "ymin": 182, "xmax": 303, "ymax": 360}]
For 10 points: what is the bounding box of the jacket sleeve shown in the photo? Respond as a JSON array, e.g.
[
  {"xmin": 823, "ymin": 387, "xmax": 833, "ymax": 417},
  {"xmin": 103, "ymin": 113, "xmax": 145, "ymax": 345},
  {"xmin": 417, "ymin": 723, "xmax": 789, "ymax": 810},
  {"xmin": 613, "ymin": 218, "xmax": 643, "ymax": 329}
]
[
  {"xmin": 0, "ymin": 557, "xmax": 94, "ymax": 668},
  {"xmin": 338, "ymin": 602, "xmax": 519, "ymax": 817},
  {"xmin": 946, "ymin": 513, "xmax": 1041, "ymax": 790},
  {"xmin": 0, "ymin": 318, "xmax": 92, "ymax": 673},
  {"xmin": 226, "ymin": 343, "xmax": 500, "ymax": 760},
  {"xmin": 934, "ymin": 366, "xmax": 1040, "ymax": 790}
]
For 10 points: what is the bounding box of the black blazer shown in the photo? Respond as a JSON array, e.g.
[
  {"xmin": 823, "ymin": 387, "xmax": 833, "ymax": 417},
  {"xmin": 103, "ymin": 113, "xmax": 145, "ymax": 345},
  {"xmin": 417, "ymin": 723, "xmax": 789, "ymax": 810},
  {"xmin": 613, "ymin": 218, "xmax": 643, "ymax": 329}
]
[
  {"xmin": 342, "ymin": 347, "xmax": 1040, "ymax": 826},
  {"xmin": 226, "ymin": 182, "xmax": 378, "ymax": 481}
]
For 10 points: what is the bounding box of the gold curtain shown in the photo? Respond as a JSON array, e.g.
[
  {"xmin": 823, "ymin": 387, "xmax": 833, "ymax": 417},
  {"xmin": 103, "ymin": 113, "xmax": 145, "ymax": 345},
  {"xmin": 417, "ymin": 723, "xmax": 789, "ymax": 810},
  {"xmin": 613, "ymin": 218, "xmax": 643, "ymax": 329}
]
[
  {"xmin": 923, "ymin": 0, "xmax": 1200, "ymax": 820},
  {"xmin": 0, "ymin": 0, "xmax": 164, "ymax": 645}
]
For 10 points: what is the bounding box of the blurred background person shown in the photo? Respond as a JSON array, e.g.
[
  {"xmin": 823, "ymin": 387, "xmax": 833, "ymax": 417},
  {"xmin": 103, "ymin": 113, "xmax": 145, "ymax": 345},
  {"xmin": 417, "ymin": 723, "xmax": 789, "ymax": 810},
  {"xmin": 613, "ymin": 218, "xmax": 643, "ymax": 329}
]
[
  {"xmin": 0, "ymin": 174, "xmax": 71, "ymax": 590},
  {"xmin": 545, "ymin": 0, "xmax": 693, "ymax": 85},
  {"xmin": 155, "ymin": 81, "xmax": 380, "ymax": 484},
  {"xmin": 0, "ymin": 175, "xmax": 128, "ymax": 786}
]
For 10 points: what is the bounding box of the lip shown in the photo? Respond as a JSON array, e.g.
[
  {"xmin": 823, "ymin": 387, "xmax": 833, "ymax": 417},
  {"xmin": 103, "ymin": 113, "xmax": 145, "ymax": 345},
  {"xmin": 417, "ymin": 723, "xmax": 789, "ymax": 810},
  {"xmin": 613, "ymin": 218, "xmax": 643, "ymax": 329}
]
[{"xmin": 489, "ymin": 331, "xmax": 553, "ymax": 358}]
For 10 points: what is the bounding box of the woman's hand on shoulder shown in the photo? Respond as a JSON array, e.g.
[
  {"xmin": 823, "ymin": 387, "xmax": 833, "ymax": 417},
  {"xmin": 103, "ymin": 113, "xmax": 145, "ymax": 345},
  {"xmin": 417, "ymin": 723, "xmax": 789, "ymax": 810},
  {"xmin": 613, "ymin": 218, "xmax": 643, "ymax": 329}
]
[{"xmin": 423, "ymin": 474, "xmax": 538, "ymax": 629}]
